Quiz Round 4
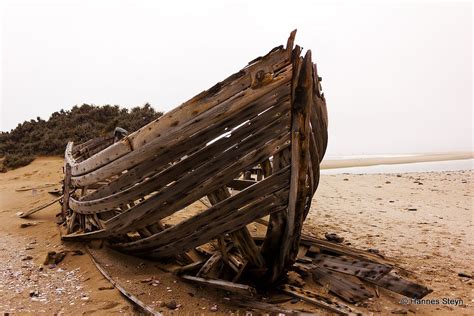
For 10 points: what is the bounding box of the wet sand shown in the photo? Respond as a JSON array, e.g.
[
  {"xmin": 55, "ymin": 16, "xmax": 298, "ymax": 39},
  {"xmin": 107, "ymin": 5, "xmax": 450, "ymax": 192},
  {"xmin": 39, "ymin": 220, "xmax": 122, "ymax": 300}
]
[{"xmin": 0, "ymin": 156, "xmax": 472, "ymax": 314}]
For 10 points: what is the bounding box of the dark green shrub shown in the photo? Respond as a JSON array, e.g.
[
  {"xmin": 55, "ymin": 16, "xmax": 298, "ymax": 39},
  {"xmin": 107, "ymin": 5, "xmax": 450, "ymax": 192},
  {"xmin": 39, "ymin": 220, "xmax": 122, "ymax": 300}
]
[
  {"xmin": 0, "ymin": 103, "xmax": 163, "ymax": 171},
  {"xmin": 3, "ymin": 154, "xmax": 35, "ymax": 169}
]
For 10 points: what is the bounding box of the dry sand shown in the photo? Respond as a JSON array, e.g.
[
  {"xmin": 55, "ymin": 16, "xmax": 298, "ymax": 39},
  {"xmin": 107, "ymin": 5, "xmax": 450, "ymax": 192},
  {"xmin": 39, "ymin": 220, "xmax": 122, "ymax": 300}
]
[{"xmin": 0, "ymin": 156, "xmax": 472, "ymax": 315}]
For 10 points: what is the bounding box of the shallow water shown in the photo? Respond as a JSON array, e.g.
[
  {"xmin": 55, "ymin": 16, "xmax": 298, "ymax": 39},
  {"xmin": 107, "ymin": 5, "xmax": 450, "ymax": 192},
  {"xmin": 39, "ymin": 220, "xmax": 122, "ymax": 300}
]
[{"xmin": 321, "ymin": 159, "xmax": 474, "ymax": 175}]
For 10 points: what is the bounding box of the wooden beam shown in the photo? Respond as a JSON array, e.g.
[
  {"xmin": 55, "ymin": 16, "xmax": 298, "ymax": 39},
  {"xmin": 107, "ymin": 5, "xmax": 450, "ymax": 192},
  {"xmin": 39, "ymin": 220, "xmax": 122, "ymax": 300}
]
[{"xmin": 181, "ymin": 275, "xmax": 256, "ymax": 297}]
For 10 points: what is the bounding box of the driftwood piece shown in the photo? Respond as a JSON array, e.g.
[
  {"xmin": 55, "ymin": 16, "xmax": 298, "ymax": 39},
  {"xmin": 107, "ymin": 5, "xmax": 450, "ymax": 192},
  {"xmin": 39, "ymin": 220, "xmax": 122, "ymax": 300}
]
[
  {"xmin": 181, "ymin": 275, "xmax": 257, "ymax": 297},
  {"xmin": 86, "ymin": 248, "xmax": 160, "ymax": 316},
  {"xmin": 18, "ymin": 196, "xmax": 63, "ymax": 218},
  {"xmin": 279, "ymin": 284, "xmax": 361, "ymax": 316}
]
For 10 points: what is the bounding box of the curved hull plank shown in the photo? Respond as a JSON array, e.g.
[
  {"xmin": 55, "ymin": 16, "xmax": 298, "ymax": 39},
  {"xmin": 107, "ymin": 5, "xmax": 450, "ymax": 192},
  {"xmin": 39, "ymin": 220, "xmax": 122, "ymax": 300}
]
[{"xmin": 61, "ymin": 30, "xmax": 328, "ymax": 285}]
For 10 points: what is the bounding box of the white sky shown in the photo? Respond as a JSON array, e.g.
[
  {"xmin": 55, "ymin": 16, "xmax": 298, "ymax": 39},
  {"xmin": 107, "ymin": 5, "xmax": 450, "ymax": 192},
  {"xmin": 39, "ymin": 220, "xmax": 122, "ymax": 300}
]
[{"xmin": 1, "ymin": 0, "xmax": 472, "ymax": 156}]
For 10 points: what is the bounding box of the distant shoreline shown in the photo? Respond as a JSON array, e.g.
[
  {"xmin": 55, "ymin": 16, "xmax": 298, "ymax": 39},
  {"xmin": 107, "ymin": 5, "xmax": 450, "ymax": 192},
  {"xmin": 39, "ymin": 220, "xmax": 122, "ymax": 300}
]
[{"xmin": 321, "ymin": 152, "xmax": 473, "ymax": 169}]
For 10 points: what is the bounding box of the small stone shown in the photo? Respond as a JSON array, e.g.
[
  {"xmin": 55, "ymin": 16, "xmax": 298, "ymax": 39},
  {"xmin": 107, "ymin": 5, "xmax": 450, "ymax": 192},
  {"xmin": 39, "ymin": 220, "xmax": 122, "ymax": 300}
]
[
  {"xmin": 290, "ymin": 298, "xmax": 299, "ymax": 304},
  {"xmin": 343, "ymin": 178, "xmax": 349, "ymax": 181},
  {"xmin": 43, "ymin": 251, "xmax": 66, "ymax": 265},
  {"xmin": 325, "ymin": 232, "xmax": 344, "ymax": 243},
  {"xmin": 368, "ymin": 248, "xmax": 380, "ymax": 254},
  {"xmin": 391, "ymin": 308, "xmax": 408, "ymax": 314},
  {"xmin": 29, "ymin": 290, "xmax": 39, "ymax": 297},
  {"xmin": 385, "ymin": 181, "xmax": 391, "ymax": 184},
  {"xmin": 209, "ymin": 304, "xmax": 218, "ymax": 312},
  {"xmin": 71, "ymin": 250, "xmax": 84, "ymax": 256},
  {"xmin": 140, "ymin": 278, "xmax": 153, "ymax": 283},
  {"xmin": 20, "ymin": 222, "xmax": 36, "ymax": 228},
  {"xmin": 22, "ymin": 255, "xmax": 33, "ymax": 261},
  {"xmin": 458, "ymin": 272, "xmax": 472, "ymax": 279},
  {"xmin": 165, "ymin": 300, "xmax": 177, "ymax": 310}
]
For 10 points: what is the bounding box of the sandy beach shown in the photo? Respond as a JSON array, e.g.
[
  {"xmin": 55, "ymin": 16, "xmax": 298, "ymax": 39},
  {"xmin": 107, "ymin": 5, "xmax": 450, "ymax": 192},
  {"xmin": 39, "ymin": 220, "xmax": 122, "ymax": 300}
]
[{"xmin": 0, "ymin": 156, "xmax": 472, "ymax": 315}]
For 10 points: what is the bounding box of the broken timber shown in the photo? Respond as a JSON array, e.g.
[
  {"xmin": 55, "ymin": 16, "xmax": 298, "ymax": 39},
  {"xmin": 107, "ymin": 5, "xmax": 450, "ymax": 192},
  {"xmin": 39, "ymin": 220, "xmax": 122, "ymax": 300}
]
[
  {"xmin": 57, "ymin": 30, "xmax": 431, "ymax": 312},
  {"xmin": 60, "ymin": 30, "xmax": 327, "ymax": 285}
]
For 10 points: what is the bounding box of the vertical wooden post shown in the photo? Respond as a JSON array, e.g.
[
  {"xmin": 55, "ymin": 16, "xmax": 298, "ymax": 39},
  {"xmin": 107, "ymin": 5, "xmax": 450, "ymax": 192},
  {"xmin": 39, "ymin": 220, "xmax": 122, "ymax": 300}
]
[{"xmin": 62, "ymin": 163, "xmax": 72, "ymax": 220}]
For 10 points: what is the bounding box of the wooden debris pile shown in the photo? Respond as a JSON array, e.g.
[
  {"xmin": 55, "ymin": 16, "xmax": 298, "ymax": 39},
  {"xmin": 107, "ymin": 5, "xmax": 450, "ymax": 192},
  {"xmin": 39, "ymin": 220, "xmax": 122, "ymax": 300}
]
[
  {"xmin": 50, "ymin": 30, "xmax": 432, "ymax": 313},
  {"xmin": 60, "ymin": 30, "xmax": 327, "ymax": 286}
]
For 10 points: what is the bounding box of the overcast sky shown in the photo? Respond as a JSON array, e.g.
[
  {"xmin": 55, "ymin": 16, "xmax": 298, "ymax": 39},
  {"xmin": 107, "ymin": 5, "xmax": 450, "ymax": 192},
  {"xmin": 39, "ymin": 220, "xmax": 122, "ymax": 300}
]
[{"xmin": 1, "ymin": 0, "xmax": 472, "ymax": 156}]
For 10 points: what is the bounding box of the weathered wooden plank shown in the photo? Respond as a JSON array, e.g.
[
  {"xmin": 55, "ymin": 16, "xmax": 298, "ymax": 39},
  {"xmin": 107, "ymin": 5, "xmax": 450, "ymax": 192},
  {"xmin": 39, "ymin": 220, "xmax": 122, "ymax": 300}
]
[
  {"xmin": 61, "ymin": 163, "xmax": 72, "ymax": 220},
  {"xmin": 367, "ymin": 273, "xmax": 433, "ymax": 299},
  {"xmin": 173, "ymin": 260, "xmax": 206, "ymax": 275},
  {"xmin": 311, "ymin": 254, "xmax": 392, "ymax": 281},
  {"xmin": 227, "ymin": 179, "xmax": 257, "ymax": 191},
  {"xmin": 279, "ymin": 284, "xmax": 360, "ymax": 316},
  {"xmin": 17, "ymin": 196, "xmax": 63, "ymax": 218},
  {"xmin": 196, "ymin": 252, "xmax": 222, "ymax": 277},
  {"xmin": 312, "ymin": 267, "xmax": 374, "ymax": 303},
  {"xmin": 299, "ymin": 234, "xmax": 399, "ymax": 268},
  {"xmin": 280, "ymin": 49, "xmax": 314, "ymax": 271},
  {"xmin": 86, "ymin": 247, "xmax": 160, "ymax": 316},
  {"xmin": 181, "ymin": 275, "xmax": 256, "ymax": 297}
]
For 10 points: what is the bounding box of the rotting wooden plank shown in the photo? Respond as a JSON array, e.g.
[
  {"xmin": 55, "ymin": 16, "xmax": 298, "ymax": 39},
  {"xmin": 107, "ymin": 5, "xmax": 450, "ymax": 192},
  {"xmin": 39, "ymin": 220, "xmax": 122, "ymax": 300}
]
[
  {"xmin": 311, "ymin": 253, "xmax": 392, "ymax": 281},
  {"xmin": 174, "ymin": 260, "xmax": 206, "ymax": 275},
  {"xmin": 280, "ymin": 49, "xmax": 314, "ymax": 271},
  {"xmin": 279, "ymin": 284, "xmax": 361, "ymax": 316},
  {"xmin": 366, "ymin": 272, "xmax": 433, "ymax": 299},
  {"xmin": 227, "ymin": 179, "xmax": 257, "ymax": 191},
  {"xmin": 61, "ymin": 163, "xmax": 72, "ymax": 220},
  {"xmin": 197, "ymin": 252, "xmax": 222, "ymax": 277},
  {"xmin": 86, "ymin": 248, "xmax": 160, "ymax": 315},
  {"xmin": 232, "ymin": 299, "xmax": 307, "ymax": 315},
  {"xmin": 311, "ymin": 266, "xmax": 374, "ymax": 304},
  {"xmin": 181, "ymin": 275, "xmax": 256, "ymax": 297},
  {"xmin": 299, "ymin": 234, "xmax": 399, "ymax": 268},
  {"xmin": 18, "ymin": 196, "xmax": 63, "ymax": 218}
]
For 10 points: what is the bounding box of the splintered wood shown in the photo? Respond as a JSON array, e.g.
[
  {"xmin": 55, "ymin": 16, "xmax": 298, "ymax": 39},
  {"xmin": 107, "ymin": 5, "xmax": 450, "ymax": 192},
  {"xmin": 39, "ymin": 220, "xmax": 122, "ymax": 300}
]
[{"xmin": 58, "ymin": 31, "xmax": 431, "ymax": 313}]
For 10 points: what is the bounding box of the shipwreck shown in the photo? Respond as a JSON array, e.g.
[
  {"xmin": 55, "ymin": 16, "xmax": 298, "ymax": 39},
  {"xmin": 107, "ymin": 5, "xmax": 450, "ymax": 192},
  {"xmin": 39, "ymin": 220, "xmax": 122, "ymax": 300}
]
[{"xmin": 19, "ymin": 31, "xmax": 432, "ymax": 313}]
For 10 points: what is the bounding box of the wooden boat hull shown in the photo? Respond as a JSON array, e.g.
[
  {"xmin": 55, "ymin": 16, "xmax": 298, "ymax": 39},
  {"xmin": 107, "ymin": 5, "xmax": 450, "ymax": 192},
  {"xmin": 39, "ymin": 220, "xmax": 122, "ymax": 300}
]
[{"xmin": 61, "ymin": 30, "xmax": 328, "ymax": 284}]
